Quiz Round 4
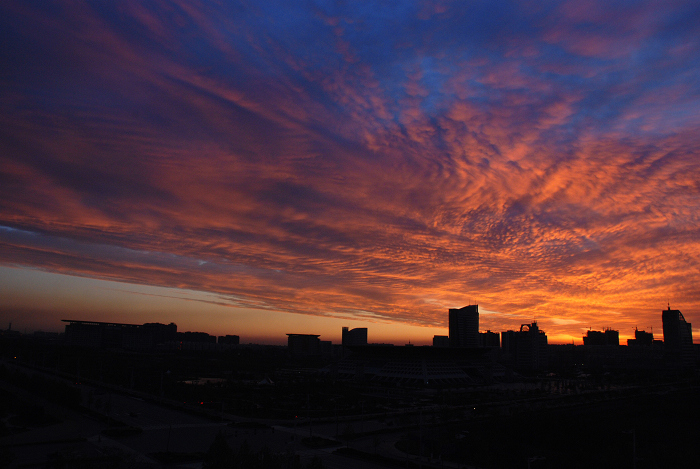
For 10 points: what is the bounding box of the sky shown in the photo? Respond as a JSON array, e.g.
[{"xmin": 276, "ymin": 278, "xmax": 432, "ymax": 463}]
[{"xmin": 1, "ymin": 0, "xmax": 699, "ymax": 345}]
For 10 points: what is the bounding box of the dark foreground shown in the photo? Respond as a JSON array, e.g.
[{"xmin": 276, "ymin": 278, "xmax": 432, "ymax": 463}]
[{"xmin": 1, "ymin": 338, "xmax": 698, "ymax": 468}]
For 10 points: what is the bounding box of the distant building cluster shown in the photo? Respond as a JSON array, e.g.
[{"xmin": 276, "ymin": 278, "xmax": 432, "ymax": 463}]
[
  {"xmin": 334, "ymin": 303, "xmax": 695, "ymax": 375},
  {"xmin": 4, "ymin": 302, "xmax": 691, "ymax": 375},
  {"xmin": 61, "ymin": 319, "xmax": 239, "ymax": 351},
  {"xmin": 285, "ymin": 327, "xmax": 369, "ymax": 358},
  {"xmin": 440, "ymin": 305, "xmax": 548, "ymax": 370},
  {"xmin": 626, "ymin": 327, "xmax": 659, "ymax": 347},
  {"xmin": 583, "ymin": 328, "xmax": 619, "ymax": 346}
]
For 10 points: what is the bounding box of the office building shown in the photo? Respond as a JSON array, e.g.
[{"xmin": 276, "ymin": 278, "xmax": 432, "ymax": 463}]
[
  {"xmin": 287, "ymin": 334, "xmax": 321, "ymax": 357},
  {"xmin": 662, "ymin": 306, "xmax": 694, "ymax": 367},
  {"xmin": 342, "ymin": 327, "xmax": 368, "ymax": 346},
  {"xmin": 449, "ymin": 305, "xmax": 479, "ymax": 348},
  {"xmin": 433, "ymin": 335, "xmax": 450, "ymax": 347},
  {"xmin": 501, "ymin": 329, "xmax": 518, "ymax": 361},
  {"xmin": 515, "ymin": 322, "xmax": 548, "ymax": 371}
]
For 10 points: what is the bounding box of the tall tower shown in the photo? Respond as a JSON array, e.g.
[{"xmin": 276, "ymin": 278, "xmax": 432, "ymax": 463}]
[
  {"xmin": 449, "ymin": 305, "xmax": 479, "ymax": 348},
  {"xmin": 662, "ymin": 306, "xmax": 694, "ymax": 367}
]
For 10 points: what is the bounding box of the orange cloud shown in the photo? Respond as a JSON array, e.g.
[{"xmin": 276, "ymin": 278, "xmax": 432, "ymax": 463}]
[{"xmin": 1, "ymin": 1, "xmax": 699, "ymax": 344}]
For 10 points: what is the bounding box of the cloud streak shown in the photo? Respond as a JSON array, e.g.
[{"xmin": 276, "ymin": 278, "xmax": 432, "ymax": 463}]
[{"xmin": 1, "ymin": 1, "xmax": 699, "ymax": 341}]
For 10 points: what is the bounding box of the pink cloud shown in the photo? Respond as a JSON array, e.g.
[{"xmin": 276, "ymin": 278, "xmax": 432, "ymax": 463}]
[{"xmin": 1, "ymin": 0, "xmax": 699, "ymax": 343}]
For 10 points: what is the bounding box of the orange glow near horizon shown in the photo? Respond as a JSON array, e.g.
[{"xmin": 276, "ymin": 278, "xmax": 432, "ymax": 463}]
[{"xmin": 1, "ymin": 266, "xmax": 693, "ymax": 346}]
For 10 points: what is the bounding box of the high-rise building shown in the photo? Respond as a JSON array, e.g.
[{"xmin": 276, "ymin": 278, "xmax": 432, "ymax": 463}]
[
  {"xmin": 501, "ymin": 329, "xmax": 518, "ymax": 360},
  {"xmin": 449, "ymin": 305, "xmax": 479, "ymax": 348},
  {"xmin": 662, "ymin": 306, "xmax": 694, "ymax": 367},
  {"xmin": 516, "ymin": 321, "xmax": 548, "ymax": 371}
]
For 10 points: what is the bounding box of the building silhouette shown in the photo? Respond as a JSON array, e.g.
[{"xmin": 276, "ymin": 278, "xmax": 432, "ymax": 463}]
[
  {"xmin": 626, "ymin": 327, "xmax": 658, "ymax": 346},
  {"xmin": 286, "ymin": 333, "xmax": 321, "ymax": 357},
  {"xmin": 583, "ymin": 328, "xmax": 619, "ymax": 346},
  {"xmin": 449, "ymin": 305, "xmax": 479, "ymax": 348},
  {"xmin": 2, "ymin": 323, "xmax": 22, "ymax": 339},
  {"xmin": 142, "ymin": 322, "xmax": 178, "ymax": 343},
  {"xmin": 218, "ymin": 335, "xmax": 240, "ymax": 345},
  {"xmin": 178, "ymin": 331, "xmax": 215, "ymax": 343},
  {"xmin": 516, "ymin": 322, "xmax": 548, "ymax": 371},
  {"xmin": 342, "ymin": 327, "xmax": 368, "ymax": 346},
  {"xmin": 433, "ymin": 335, "xmax": 450, "ymax": 347},
  {"xmin": 63, "ymin": 319, "xmax": 177, "ymax": 349},
  {"xmin": 501, "ymin": 322, "xmax": 548, "ymax": 371},
  {"xmin": 662, "ymin": 306, "xmax": 694, "ymax": 367},
  {"xmin": 62, "ymin": 319, "xmax": 244, "ymax": 352},
  {"xmin": 479, "ymin": 330, "xmax": 500, "ymax": 348},
  {"xmin": 501, "ymin": 329, "xmax": 518, "ymax": 361}
]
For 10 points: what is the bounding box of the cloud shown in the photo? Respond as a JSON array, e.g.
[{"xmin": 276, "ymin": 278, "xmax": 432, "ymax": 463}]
[{"xmin": 1, "ymin": 1, "xmax": 699, "ymax": 341}]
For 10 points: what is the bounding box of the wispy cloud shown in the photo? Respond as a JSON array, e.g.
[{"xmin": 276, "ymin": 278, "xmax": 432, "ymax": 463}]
[{"xmin": 1, "ymin": 1, "xmax": 699, "ymax": 341}]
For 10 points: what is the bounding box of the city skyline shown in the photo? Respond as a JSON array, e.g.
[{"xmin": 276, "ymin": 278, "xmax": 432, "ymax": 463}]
[
  {"xmin": 2, "ymin": 1, "xmax": 700, "ymax": 345},
  {"xmin": 0, "ymin": 281, "xmax": 687, "ymax": 347}
]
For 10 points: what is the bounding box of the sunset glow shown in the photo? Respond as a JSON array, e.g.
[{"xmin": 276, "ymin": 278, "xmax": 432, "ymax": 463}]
[{"xmin": 2, "ymin": 1, "xmax": 699, "ymax": 344}]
